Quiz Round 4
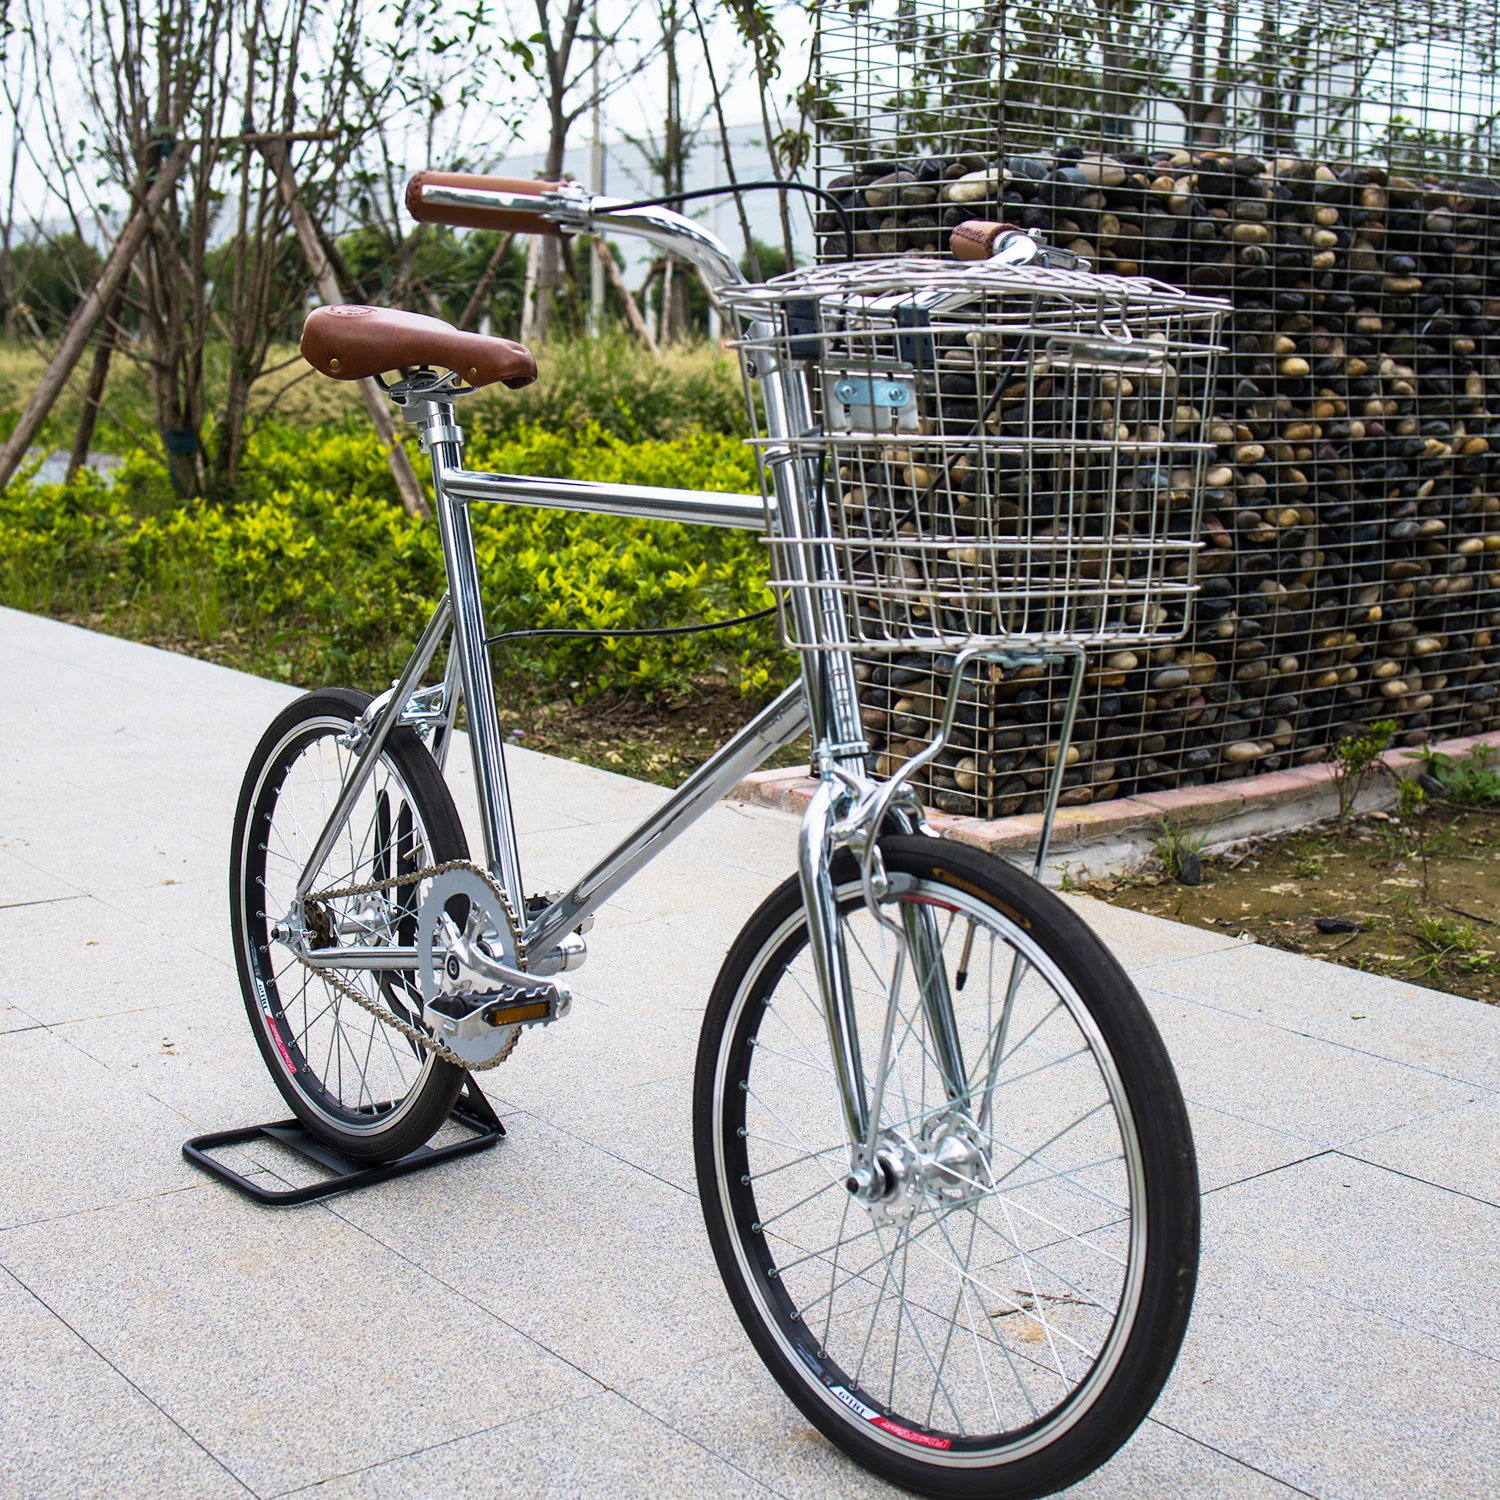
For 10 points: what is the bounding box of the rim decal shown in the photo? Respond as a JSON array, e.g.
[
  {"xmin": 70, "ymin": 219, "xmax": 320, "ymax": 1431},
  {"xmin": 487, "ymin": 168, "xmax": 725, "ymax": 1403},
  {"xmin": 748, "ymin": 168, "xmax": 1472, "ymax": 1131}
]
[
  {"xmin": 872, "ymin": 1417, "xmax": 952, "ymax": 1450},
  {"xmin": 828, "ymin": 1384, "xmax": 880, "ymax": 1421}
]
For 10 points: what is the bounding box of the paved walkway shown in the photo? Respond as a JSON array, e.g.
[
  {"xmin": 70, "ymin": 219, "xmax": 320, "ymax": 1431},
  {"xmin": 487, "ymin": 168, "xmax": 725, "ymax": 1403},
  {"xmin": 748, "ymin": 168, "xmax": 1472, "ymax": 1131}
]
[{"xmin": 2, "ymin": 603, "xmax": 1499, "ymax": 1499}]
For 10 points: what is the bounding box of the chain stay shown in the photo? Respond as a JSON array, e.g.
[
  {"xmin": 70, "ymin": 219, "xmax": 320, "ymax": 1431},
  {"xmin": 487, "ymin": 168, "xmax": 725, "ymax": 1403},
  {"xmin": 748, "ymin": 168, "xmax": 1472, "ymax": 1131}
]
[{"xmin": 293, "ymin": 859, "xmax": 524, "ymax": 1072}]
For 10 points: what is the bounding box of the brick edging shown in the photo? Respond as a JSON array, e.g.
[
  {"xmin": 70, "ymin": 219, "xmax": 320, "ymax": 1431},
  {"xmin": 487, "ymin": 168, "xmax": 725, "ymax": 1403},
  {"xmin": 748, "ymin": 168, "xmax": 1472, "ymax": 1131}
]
[{"xmin": 731, "ymin": 730, "xmax": 1500, "ymax": 864}]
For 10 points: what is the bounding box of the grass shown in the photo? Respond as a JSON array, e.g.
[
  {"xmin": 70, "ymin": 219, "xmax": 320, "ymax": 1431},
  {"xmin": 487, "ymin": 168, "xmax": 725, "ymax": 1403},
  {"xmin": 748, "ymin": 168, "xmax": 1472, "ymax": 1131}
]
[{"xmin": 1151, "ymin": 819, "xmax": 1209, "ymax": 884}]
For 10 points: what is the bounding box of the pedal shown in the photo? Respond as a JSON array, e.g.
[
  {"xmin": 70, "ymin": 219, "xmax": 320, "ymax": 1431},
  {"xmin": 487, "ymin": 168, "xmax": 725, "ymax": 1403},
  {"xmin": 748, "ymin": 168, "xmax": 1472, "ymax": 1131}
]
[{"xmin": 424, "ymin": 978, "xmax": 571, "ymax": 1065}]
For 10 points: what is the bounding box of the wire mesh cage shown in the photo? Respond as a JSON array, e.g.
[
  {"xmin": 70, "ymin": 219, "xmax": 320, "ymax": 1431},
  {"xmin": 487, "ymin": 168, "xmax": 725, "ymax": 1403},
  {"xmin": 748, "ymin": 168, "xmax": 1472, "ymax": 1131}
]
[
  {"xmin": 795, "ymin": 0, "xmax": 1500, "ymax": 817},
  {"xmin": 728, "ymin": 260, "xmax": 1227, "ymax": 656},
  {"xmin": 814, "ymin": 0, "xmax": 1500, "ymax": 250}
]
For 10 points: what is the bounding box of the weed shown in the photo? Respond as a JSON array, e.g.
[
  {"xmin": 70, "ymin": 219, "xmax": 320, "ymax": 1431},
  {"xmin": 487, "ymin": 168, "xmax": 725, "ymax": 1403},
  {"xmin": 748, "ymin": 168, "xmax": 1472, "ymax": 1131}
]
[
  {"xmin": 1152, "ymin": 820, "xmax": 1209, "ymax": 885},
  {"xmin": 1414, "ymin": 743, "xmax": 1500, "ymax": 807},
  {"xmin": 1330, "ymin": 720, "xmax": 1396, "ymax": 830},
  {"xmin": 1396, "ymin": 776, "xmax": 1432, "ymax": 899},
  {"xmin": 1292, "ymin": 854, "xmax": 1325, "ymax": 880},
  {"xmin": 1414, "ymin": 913, "xmax": 1478, "ymax": 954}
]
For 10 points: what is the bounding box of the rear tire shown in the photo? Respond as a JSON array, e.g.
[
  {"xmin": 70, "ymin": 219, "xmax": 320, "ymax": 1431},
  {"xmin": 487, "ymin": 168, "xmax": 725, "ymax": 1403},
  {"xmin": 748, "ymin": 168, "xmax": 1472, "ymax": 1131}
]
[
  {"xmin": 693, "ymin": 835, "xmax": 1198, "ymax": 1498},
  {"xmin": 230, "ymin": 688, "xmax": 468, "ymax": 1162}
]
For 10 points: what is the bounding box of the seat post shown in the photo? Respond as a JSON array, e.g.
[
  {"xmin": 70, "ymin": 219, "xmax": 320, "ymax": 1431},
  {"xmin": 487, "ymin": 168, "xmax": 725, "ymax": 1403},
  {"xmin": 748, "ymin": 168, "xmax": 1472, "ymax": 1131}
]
[{"xmin": 402, "ymin": 393, "xmax": 527, "ymax": 911}]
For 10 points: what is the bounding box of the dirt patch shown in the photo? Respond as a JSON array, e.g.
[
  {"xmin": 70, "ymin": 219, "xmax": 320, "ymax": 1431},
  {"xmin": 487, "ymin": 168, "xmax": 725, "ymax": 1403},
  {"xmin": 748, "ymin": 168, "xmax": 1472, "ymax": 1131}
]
[{"xmin": 1081, "ymin": 808, "xmax": 1500, "ymax": 1005}]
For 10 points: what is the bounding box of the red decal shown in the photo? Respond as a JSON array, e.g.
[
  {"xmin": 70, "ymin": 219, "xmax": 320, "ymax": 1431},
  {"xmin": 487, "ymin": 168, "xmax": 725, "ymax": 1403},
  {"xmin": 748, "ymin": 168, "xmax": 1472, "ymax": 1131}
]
[
  {"xmin": 873, "ymin": 1417, "xmax": 952, "ymax": 1450},
  {"xmin": 270, "ymin": 1023, "xmax": 296, "ymax": 1073},
  {"xmin": 905, "ymin": 896, "xmax": 960, "ymax": 912}
]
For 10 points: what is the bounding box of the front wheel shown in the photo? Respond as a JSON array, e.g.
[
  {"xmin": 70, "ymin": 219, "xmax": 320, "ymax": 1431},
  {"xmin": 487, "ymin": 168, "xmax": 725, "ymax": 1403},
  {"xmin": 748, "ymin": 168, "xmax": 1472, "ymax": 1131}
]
[{"xmin": 693, "ymin": 835, "xmax": 1198, "ymax": 1499}]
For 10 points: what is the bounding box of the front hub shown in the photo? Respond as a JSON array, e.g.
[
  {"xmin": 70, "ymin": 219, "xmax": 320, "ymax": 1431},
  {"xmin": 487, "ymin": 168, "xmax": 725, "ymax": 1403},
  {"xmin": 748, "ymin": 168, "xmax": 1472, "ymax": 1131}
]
[{"xmin": 846, "ymin": 1117, "xmax": 992, "ymax": 1226}]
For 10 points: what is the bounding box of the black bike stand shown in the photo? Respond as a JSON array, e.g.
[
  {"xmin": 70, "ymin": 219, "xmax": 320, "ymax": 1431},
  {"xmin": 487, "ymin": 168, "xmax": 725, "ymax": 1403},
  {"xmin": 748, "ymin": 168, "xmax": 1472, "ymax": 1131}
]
[{"xmin": 182, "ymin": 1077, "xmax": 505, "ymax": 1206}]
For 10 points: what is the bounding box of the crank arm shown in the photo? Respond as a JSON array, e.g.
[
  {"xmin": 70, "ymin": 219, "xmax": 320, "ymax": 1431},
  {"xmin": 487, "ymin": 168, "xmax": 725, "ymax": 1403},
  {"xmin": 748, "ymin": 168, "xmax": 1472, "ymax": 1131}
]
[
  {"xmin": 288, "ymin": 936, "xmax": 586, "ymax": 976},
  {"xmin": 294, "ymin": 941, "xmax": 536, "ymax": 992}
]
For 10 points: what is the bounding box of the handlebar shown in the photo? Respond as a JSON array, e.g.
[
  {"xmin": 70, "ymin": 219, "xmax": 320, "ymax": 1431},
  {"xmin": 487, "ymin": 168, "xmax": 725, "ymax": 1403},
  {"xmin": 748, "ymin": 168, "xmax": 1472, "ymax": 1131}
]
[
  {"xmin": 405, "ymin": 171, "xmax": 748, "ymax": 300},
  {"xmin": 406, "ymin": 171, "xmax": 568, "ymax": 236},
  {"xmin": 404, "ymin": 174, "xmax": 1090, "ymax": 301}
]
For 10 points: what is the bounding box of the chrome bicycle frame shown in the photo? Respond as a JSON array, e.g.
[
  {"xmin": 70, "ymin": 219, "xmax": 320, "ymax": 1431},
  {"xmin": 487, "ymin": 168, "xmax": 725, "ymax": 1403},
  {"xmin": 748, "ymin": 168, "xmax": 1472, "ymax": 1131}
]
[{"xmin": 288, "ymin": 190, "xmax": 1081, "ymax": 1166}]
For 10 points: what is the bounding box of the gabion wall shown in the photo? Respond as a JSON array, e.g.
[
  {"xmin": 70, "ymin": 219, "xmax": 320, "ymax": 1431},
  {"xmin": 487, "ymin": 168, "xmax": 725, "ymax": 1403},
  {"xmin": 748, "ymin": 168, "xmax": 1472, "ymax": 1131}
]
[{"xmin": 814, "ymin": 0, "xmax": 1500, "ymax": 818}]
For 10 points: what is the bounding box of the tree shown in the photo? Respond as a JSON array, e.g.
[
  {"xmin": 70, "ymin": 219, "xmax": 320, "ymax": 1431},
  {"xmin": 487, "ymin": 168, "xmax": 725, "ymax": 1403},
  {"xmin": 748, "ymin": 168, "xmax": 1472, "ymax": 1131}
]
[{"xmin": 502, "ymin": 0, "xmax": 657, "ymax": 337}]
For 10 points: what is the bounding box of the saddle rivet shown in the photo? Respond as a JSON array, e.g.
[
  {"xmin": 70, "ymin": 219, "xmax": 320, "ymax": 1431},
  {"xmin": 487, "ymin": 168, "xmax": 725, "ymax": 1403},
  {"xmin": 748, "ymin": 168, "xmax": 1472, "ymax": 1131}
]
[{"xmin": 329, "ymin": 357, "xmax": 341, "ymax": 371}]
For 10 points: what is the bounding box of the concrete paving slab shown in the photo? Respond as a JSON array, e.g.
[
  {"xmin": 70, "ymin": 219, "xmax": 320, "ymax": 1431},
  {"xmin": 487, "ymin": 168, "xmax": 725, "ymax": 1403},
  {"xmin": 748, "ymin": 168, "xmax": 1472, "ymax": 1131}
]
[
  {"xmin": 511, "ymin": 1071, "xmax": 698, "ymax": 1195},
  {"xmin": 87, "ymin": 874, "xmax": 233, "ymax": 967},
  {"xmin": 1206, "ymin": 1151, "xmax": 1500, "ymax": 1362},
  {"xmin": 1345, "ymin": 1090, "xmax": 1500, "ymax": 1207},
  {"xmin": 1060, "ymin": 892, "xmax": 1247, "ymax": 970},
  {"xmin": 0, "ymin": 1267, "xmax": 248, "ymax": 1500},
  {"xmin": 326, "ymin": 1115, "xmax": 741, "ymax": 1390},
  {"xmin": 1144, "ymin": 940, "xmax": 1500, "ymax": 1093},
  {"xmin": 1062, "ymin": 1421, "xmax": 1306, "ymax": 1499},
  {"xmin": 0, "ymin": 1027, "xmax": 209, "ymax": 1229},
  {"xmin": 286, "ymin": 1389, "xmax": 777, "ymax": 1499},
  {"xmin": 0, "ymin": 1186, "xmax": 597, "ymax": 1497},
  {"xmin": 1143, "ymin": 988, "xmax": 1482, "ymax": 1148},
  {"xmin": 1158, "ymin": 1234, "xmax": 1500, "ymax": 1498},
  {"xmin": 624, "ymin": 1347, "xmax": 1304, "ymax": 1500},
  {"xmin": 0, "ymin": 791, "xmax": 210, "ymax": 898},
  {"xmin": 0, "ymin": 1000, "xmax": 41, "ymax": 1034},
  {"xmin": 622, "ymin": 1346, "xmax": 908, "ymax": 1500},
  {"xmin": 52, "ymin": 991, "xmax": 287, "ymax": 1139},
  {"xmin": 7, "ymin": 606, "xmax": 1500, "ymax": 1497},
  {"xmin": 1171, "ymin": 1100, "xmax": 1324, "ymax": 1195},
  {"xmin": 0, "ymin": 893, "xmax": 219, "ymax": 1026},
  {"xmin": 0, "ymin": 847, "xmax": 84, "ymax": 908}
]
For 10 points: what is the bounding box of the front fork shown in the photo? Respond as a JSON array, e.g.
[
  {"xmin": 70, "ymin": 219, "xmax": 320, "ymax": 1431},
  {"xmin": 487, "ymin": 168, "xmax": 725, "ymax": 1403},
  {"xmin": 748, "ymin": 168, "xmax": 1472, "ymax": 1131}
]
[{"xmin": 797, "ymin": 642, "xmax": 1089, "ymax": 1170}]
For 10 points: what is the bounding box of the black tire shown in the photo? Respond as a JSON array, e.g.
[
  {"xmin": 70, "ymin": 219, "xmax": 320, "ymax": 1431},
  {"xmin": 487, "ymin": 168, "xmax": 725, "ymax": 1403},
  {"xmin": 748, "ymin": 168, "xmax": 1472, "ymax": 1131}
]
[
  {"xmin": 230, "ymin": 688, "xmax": 467, "ymax": 1162},
  {"xmin": 693, "ymin": 835, "xmax": 1198, "ymax": 1499}
]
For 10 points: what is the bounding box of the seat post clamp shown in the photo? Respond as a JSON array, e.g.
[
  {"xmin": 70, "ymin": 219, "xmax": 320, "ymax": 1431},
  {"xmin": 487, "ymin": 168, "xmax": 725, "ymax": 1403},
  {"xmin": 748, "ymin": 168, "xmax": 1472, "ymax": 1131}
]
[{"xmin": 417, "ymin": 418, "xmax": 465, "ymax": 453}]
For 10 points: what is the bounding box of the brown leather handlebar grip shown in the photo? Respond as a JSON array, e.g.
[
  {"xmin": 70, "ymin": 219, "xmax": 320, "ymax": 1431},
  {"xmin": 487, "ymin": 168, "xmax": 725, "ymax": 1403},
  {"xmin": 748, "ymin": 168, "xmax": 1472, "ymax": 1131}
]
[
  {"xmin": 951, "ymin": 220, "xmax": 1022, "ymax": 261},
  {"xmin": 405, "ymin": 171, "xmax": 567, "ymax": 234}
]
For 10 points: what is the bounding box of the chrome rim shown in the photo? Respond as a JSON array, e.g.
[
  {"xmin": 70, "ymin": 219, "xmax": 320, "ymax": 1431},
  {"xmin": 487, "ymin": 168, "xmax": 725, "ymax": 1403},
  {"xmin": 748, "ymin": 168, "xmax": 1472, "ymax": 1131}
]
[
  {"xmin": 713, "ymin": 875, "xmax": 1148, "ymax": 1465},
  {"xmin": 242, "ymin": 714, "xmax": 447, "ymax": 1135}
]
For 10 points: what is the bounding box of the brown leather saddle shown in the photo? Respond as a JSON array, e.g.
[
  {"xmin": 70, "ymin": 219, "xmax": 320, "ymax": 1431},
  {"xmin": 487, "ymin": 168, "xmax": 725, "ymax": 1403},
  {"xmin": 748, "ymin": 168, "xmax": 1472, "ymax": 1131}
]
[{"xmin": 300, "ymin": 304, "xmax": 538, "ymax": 390}]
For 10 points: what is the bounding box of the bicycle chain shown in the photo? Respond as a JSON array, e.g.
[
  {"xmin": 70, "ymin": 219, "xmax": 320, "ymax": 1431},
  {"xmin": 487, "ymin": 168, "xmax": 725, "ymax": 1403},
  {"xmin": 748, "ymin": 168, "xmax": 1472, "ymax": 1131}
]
[{"xmin": 289, "ymin": 859, "xmax": 526, "ymax": 1072}]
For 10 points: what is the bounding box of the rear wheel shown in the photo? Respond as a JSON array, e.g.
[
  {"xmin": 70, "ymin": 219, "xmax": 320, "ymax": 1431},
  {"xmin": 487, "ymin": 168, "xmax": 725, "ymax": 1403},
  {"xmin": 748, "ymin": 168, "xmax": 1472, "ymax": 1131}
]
[
  {"xmin": 230, "ymin": 688, "xmax": 468, "ymax": 1162},
  {"xmin": 694, "ymin": 835, "xmax": 1198, "ymax": 1498}
]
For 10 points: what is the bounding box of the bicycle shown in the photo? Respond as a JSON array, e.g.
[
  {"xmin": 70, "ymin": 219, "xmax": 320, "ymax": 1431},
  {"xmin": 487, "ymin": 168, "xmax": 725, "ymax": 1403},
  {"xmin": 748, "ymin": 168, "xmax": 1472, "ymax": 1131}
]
[{"xmin": 229, "ymin": 172, "xmax": 1226, "ymax": 1498}]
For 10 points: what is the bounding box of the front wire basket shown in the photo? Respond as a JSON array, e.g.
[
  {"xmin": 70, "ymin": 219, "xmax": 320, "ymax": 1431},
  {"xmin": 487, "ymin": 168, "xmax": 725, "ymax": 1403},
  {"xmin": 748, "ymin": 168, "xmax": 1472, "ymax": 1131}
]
[{"xmin": 727, "ymin": 259, "xmax": 1228, "ymax": 655}]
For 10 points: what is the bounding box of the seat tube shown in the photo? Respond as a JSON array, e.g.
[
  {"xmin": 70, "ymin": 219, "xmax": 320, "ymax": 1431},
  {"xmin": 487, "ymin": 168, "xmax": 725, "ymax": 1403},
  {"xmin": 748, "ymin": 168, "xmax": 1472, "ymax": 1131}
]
[{"xmin": 418, "ymin": 401, "xmax": 525, "ymax": 903}]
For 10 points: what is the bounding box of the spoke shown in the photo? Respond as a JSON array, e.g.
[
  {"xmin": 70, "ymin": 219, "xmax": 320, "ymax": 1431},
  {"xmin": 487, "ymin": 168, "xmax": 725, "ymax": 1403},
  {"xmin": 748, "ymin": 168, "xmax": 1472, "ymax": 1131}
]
[
  {"xmin": 821, "ymin": 1190, "xmax": 855, "ymax": 1353},
  {"xmin": 733, "ymin": 871, "xmax": 1142, "ymax": 1441},
  {"xmin": 981, "ymin": 1191, "xmax": 1129, "ymax": 1270},
  {"xmin": 752, "ymin": 1142, "xmax": 848, "ymax": 1181},
  {"xmin": 747, "ymin": 1086, "xmax": 849, "ymax": 1194},
  {"xmin": 935, "ymin": 1197, "xmax": 1021, "ymax": 1428},
  {"xmin": 758, "ymin": 1175, "xmax": 844, "ymax": 1230},
  {"xmin": 999, "ymin": 1194, "xmax": 1070, "ymax": 1388}
]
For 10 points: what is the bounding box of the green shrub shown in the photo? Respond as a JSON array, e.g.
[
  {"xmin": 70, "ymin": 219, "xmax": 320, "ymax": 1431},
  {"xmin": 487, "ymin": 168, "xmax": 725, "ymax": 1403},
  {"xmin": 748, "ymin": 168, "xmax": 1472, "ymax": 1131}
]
[{"xmin": 0, "ymin": 420, "xmax": 784, "ymax": 699}]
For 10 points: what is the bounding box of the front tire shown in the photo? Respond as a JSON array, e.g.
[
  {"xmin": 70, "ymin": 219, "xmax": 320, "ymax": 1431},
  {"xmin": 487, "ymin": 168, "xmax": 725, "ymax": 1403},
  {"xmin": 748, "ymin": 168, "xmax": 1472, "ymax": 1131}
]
[
  {"xmin": 693, "ymin": 836, "xmax": 1198, "ymax": 1498},
  {"xmin": 230, "ymin": 688, "xmax": 468, "ymax": 1162}
]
